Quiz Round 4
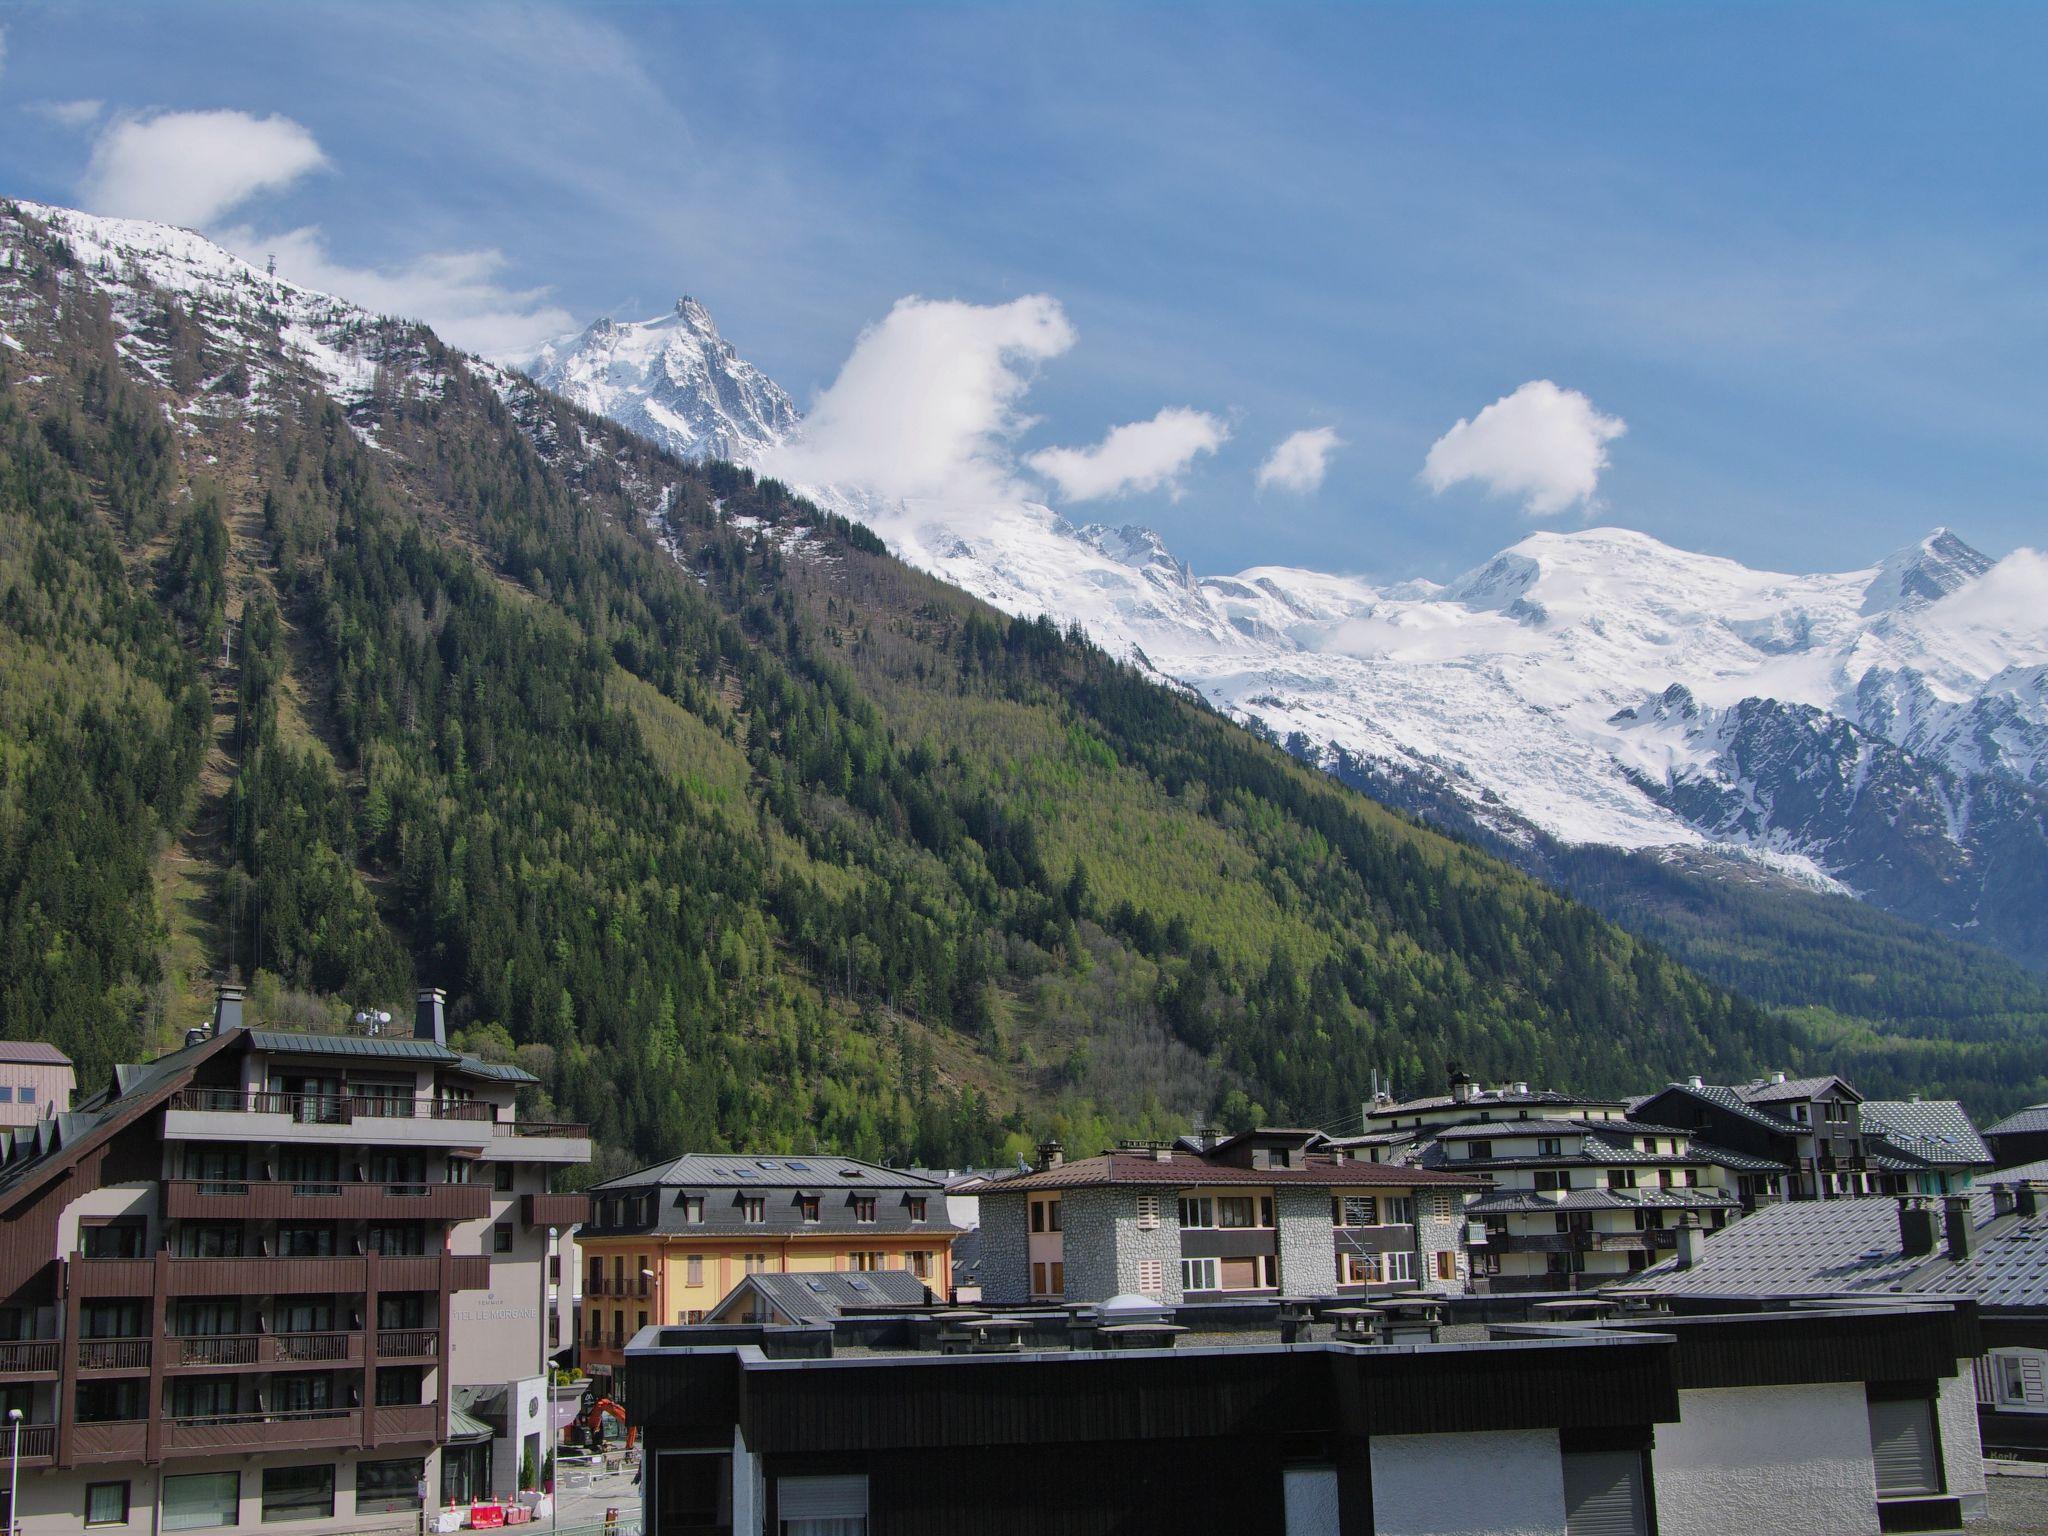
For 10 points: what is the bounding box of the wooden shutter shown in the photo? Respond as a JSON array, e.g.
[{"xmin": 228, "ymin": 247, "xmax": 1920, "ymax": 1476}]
[
  {"xmin": 1562, "ymin": 1451, "xmax": 1648, "ymax": 1536},
  {"xmin": 1867, "ymin": 1397, "xmax": 1940, "ymax": 1496}
]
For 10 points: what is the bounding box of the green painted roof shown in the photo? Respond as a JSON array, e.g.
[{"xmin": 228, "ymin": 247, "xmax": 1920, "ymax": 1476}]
[{"xmin": 245, "ymin": 1030, "xmax": 461, "ymax": 1062}]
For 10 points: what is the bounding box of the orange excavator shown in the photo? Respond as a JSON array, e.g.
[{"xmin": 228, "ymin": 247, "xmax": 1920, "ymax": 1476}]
[{"xmin": 574, "ymin": 1396, "xmax": 634, "ymax": 1450}]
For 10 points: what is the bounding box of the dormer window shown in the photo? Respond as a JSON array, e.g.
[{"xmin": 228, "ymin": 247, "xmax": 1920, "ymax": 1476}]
[
  {"xmin": 799, "ymin": 1196, "xmax": 820, "ymax": 1223},
  {"xmin": 853, "ymin": 1196, "xmax": 876, "ymax": 1223},
  {"xmin": 678, "ymin": 1194, "xmax": 704, "ymax": 1224},
  {"xmin": 907, "ymin": 1197, "xmax": 927, "ymax": 1222},
  {"xmin": 741, "ymin": 1196, "xmax": 765, "ymax": 1223}
]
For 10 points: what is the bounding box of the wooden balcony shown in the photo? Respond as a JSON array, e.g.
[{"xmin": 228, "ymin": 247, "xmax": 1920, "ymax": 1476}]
[
  {"xmin": 368, "ymin": 1402, "xmax": 441, "ymax": 1445},
  {"xmin": 72, "ymin": 1251, "xmax": 492, "ymax": 1298},
  {"xmin": 523, "ymin": 1191, "xmax": 592, "ymax": 1227},
  {"xmin": 10, "ymin": 1422, "xmax": 57, "ymax": 1467},
  {"xmin": 165, "ymin": 1178, "xmax": 492, "ymax": 1222},
  {"xmin": 0, "ymin": 1338, "xmax": 59, "ymax": 1374},
  {"xmin": 160, "ymin": 1407, "xmax": 362, "ymax": 1456},
  {"xmin": 167, "ymin": 1088, "xmax": 496, "ymax": 1124},
  {"xmin": 70, "ymin": 1419, "xmax": 148, "ymax": 1462},
  {"xmin": 376, "ymin": 1328, "xmax": 440, "ymax": 1361}
]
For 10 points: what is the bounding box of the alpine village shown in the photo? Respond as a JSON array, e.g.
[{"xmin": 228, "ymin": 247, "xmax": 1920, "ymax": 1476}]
[{"xmin": 5, "ymin": 11, "xmax": 2048, "ymax": 1536}]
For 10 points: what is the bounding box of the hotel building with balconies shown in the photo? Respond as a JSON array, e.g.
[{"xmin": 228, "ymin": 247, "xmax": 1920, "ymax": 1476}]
[{"xmin": 0, "ymin": 986, "xmax": 591, "ymax": 1536}]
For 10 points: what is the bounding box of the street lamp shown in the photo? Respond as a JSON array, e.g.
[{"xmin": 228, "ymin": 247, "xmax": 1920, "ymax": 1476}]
[
  {"xmin": 7, "ymin": 1406, "xmax": 22, "ymax": 1536},
  {"xmin": 546, "ymin": 1227, "xmax": 559, "ymax": 1534}
]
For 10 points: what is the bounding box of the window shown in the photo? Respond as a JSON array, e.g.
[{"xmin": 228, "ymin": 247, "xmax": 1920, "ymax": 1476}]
[
  {"xmin": 1031, "ymin": 1260, "xmax": 1065, "ymax": 1298},
  {"xmin": 493, "ymin": 1223, "xmax": 514, "ymax": 1254},
  {"xmin": 0, "ymin": 1086, "xmax": 11, "ymax": 1102},
  {"xmin": 261, "ymin": 1466, "xmax": 334, "ymax": 1524},
  {"xmin": 356, "ymin": 1460, "xmax": 425, "ymax": 1515},
  {"xmin": 776, "ymin": 1473, "xmax": 867, "ymax": 1535},
  {"xmin": 1384, "ymin": 1196, "xmax": 1413, "ymax": 1226},
  {"xmin": 275, "ymin": 1226, "xmax": 335, "ymax": 1257},
  {"xmin": 686, "ymin": 1255, "xmax": 704, "ymax": 1285},
  {"xmin": 656, "ymin": 1452, "xmax": 733, "ymax": 1535},
  {"xmin": 907, "ymin": 1197, "xmax": 927, "ymax": 1222},
  {"xmin": 81, "ymin": 1222, "xmax": 144, "ymax": 1259},
  {"xmin": 164, "ymin": 1474, "xmax": 239, "ymax": 1532},
  {"xmin": 1537, "ymin": 1138, "xmax": 1563, "ymax": 1157},
  {"xmin": 1562, "ymin": 1451, "xmax": 1648, "ymax": 1536},
  {"xmin": 1467, "ymin": 1140, "xmax": 1492, "ymax": 1160},
  {"xmin": 1181, "ymin": 1256, "xmax": 1219, "ymax": 1292},
  {"xmin": 1384, "ymin": 1251, "xmax": 1415, "ymax": 1284},
  {"xmin": 375, "ymin": 1367, "xmax": 424, "ymax": 1407},
  {"xmin": 1436, "ymin": 1251, "xmax": 1456, "ymax": 1282},
  {"xmin": 1137, "ymin": 1259, "xmax": 1164, "ymax": 1295},
  {"xmin": 1793, "ymin": 1104, "xmax": 1811, "ymax": 1124},
  {"xmin": 86, "ymin": 1482, "xmax": 130, "ymax": 1527},
  {"xmin": 909, "ymin": 1250, "xmax": 931, "ymax": 1280},
  {"xmin": 799, "ymin": 1196, "xmax": 820, "ymax": 1223},
  {"xmin": 494, "ymin": 1163, "xmax": 514, "ymax": 1193},
  {"xmin": 1136, "ymin": 1193, "xmax": 1161, "ymax": 1230},
  {"xmin": 850, "ymin": 1252, "xmax": 881, "ymax": 1272},
  {"xmin": 1658, "ymin": 1169, "xmax": 1675, "ymax": 1190},
  {"xmin": 1608, "ymin": 1168, "xmax": 1637, "ymax": 1189},
  {"xmin": 1867, "ymin": 1395, "xmax": 1942, "ymax": 1497},
  {"xmin": 368, "ymin": 1224, "xmax": 425, "ymax": 1256},
  {"xmin": 853, "ymin": 1196, "xmax": 876, "ymax": 1223},
  {"xmin": 744, "ymin": 1253, "xmax": 769, "ymax": 1276},
  {"xmin": 176, "ymin": 1223, "xmax": 245, "ymax": 1258},
  {"xmin": 680, "ymin": 1195, "xmax": 705, "ymax": 1224},
  {"xmin": 1177, "ymin": 1196, "xmax": 1214, "ymax": 1229},
  {"xmin": 1216, "ymin": 1195, "xmax": 1258, "ymax": 1229},
  {"xmin": 1336, "ymin": 1195, "xmax": 1378, "ymax": 1227},
  {"xmin": 1535, "ymin": 1171, "xmax": 1572, "ymax": 1192},
  {"xmin": 741, "ymin": 1197, "xmax": 766, "ymax": 1223},
  {"xmin": 1030, "ymin": 1195, "xmax": 1062, "ymax": 1233},
  {"xmin": 1341, "ymin": 1252, "xmax": 1378, "ymax": 1285}
]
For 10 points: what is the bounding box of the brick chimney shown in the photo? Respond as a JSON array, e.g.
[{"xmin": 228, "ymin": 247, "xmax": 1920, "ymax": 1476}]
[
  {"xmin": 414, "ymin": 987, "xmax": 447, "ymax": 1045},
  {"xmin": 1036, "ymin": 1141, "xmax": 1065, "ymax": 1171}
]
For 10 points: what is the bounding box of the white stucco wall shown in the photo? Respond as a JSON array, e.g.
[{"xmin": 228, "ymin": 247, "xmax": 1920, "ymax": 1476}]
[
  {"xmin": 1369, "ymin": 1428, "xmax": 1565, "ymax": 1536},
  {"xmin": 1936, "ymin": 1369, "xmax": 1988, "ymax": 1520},
  {"xmin": 10, "ymin": 1451, "xmax": 442, "ymax": 1536},
  {"xmin": 1653, "ymin": 1383, "xmax": 1878, "ymax": 1536}
]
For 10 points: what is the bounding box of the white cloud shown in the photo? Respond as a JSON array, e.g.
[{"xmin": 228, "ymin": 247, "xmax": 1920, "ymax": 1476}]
[
  {"xmin": 82, "ymin": 109, "xmax": 328, "ymax": 227},
  {"xmin": 216, "ymin": 223, "xmax": 574, "ymax": 363},
  {"xmin": 1422, "ymin": 380, "xmax": 1626, "ymax": 518},
  {"xmin": 28, "ymin": 98, "xmax": 106, "ymax": 129},
  {"xmin": 763, "ymin": 295, "xmax": 1074, "ymax": 503},
  {"xmin": 1257, "ymin": 425, "xmax": 1343, "ymax": 494},
  {"xmin": 1027, "ymin": 407, "xmax": 1229, "ymax": 503}
]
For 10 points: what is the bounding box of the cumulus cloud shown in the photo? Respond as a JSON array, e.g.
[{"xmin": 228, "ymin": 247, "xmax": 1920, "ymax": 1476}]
[
  {"xmin": 1422, "ymin": 380, "xmax": 1626, "ymax": 518},
  {"xmin": 29, "ymin": 98, "xmax": 106, "ymax": 129},
  {"xmin": 215, "ymin": 222, "xmax": 575, "ymax": 363},
  {"xmin": 1256, "ymin": 425, "xmax": 1343, "ymax": 494},
  {"xmin": 82, "ymin": 109, "xmax": 328, "ymax": 227},
  {"xmin": 763, "ymin": 295, "xmax": 1074, "ymax": 503},
  {"xmin": 1027, "ymin": 408, "xmax": 1229, "ymax": 503}
]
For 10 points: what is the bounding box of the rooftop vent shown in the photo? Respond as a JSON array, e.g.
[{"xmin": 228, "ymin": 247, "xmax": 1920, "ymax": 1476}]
[
  {"xmin": 1686, "ymin": 1074, "xmax": 1704, "ymax": 1090},
  {"xmin": 1511, "ymin": 1081, "xmax": 1531, "ymax": 1096}
]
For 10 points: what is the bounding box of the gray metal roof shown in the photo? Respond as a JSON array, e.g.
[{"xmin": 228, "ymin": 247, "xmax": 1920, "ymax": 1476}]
[
  {"xmin": 714, "ymin": 1270, "xmax": 933, "ymax": 1324},
  {"xmin": 591, "ymin": 1152, "xmax": 946, "ymax": 1193},
  {"xmin": 1858, "ymin": 1100, "xmax": 1992, "ymax": 1167},
  {"xmin": 1985, "ymin": 1105, "xmax": 2048, "ymax": 1138},
  {"xmin": 0, "ymin": 1040, "xmax": 72, "ymax": 1065},
  {"xmin": 1639, "ymin": 1082, "xmax": 1802, "ymax": 1136},
  {"xmin": 1621, "ymin": 1174, "xmax": 2048, "ymax": 1309},
  {"xmin": 245, "ymin": 1029, "xmax": 461, "ymax": 1062},
  {"xmin": 1467, "ymin": 1187, "xmax": 1737, "ymax": 1216},
  {"xmin": 1737, "ymin": 1074, "xmax": 1859, "ymax": 1105}
]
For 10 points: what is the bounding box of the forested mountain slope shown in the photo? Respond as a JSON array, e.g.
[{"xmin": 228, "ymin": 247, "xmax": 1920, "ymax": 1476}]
[{"xmin": 0, "ymin": 200, "xmax": 2029, "ymax": 1169}]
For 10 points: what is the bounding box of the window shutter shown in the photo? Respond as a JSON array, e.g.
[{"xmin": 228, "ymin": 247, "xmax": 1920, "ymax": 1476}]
[
  {"xmin": 2022, "ymin": 1354, "xmax": 2047, "ymax": 1405},
  {"xmin": 1867, "ymin": 1398, "xmax": 1940, "ymax": 1496},
  {"xmin": 1137, "ymin": 1259, "xmax": 1163, "ymax": 1294},
  {"xmin": 777, "ymin": 1474, "xmax": 868, "ymax": 1520},
  {"xmin": 1562, "ymin": 1451, "xmax": 1648, "ymax": 1536},
  {"xmin": 1136, "ymin": 1193, "xmax": 1160, "ymax": 1231}
]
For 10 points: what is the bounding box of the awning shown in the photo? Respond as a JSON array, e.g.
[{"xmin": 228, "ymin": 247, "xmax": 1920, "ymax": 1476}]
[{"xmin": 445, "ymin": 1408, "xmax": 494, "ymax": 1445}]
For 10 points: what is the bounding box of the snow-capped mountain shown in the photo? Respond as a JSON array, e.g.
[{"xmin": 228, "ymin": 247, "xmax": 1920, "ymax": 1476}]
[
  {"xmin": 529, "ymin": 299, "xmax": 800, "ymax": 464},
  {"xmin": 529, "ymin": 293, "xmax": 2048, "ymax": 962}
]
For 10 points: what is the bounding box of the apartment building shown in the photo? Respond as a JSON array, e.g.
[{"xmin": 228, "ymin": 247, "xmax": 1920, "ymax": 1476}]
[
  {"xmin": 1637, "ymin": 1073, "xmax": 1874, "ymax": 1199},
  {"xmin": 625, "ymin": 1293, "xmax": 1985, "ymax": 1536},
  {"xmin": 574, "ymin": 1154, "xmax": 956, "ymax": 1380},
  {"xmin": 1425, "ymin": 1119, "xmax": 1745, "ymax": 1291},
  {"xmin": 0, "ymin": 987, "xmax": 591, "ymax": 1536},
  {"xmin": 0, "ymin": 1039, "xmax": 72, "ymax": 1127},
  {"xmin": 978, "ymin": 1129, "xmax": 1486, "ymax": 1306}
]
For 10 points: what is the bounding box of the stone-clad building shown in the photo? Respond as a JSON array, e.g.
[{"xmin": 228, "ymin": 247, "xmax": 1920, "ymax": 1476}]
[{"xmin": 978, "ymin": 1129, "xmax": 1484, "ymax": 1306}]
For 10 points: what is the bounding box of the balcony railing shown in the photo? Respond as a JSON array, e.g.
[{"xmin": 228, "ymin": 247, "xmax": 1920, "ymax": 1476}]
[
  {"xmin": 72, "ymin": 1251, "xmax": 492, "ymax": 1298},
  {"xmin": 169, "ymin": 1088, "xmax": 501, "ymax": 1123},
  {"xmin": 0, "ymin": 1338, "xmax": 59, "ymax": 1373},
  {"xmin": 162, "ymin": 1406, "xmax": 361, "ymax": 1455},
  {"xmin": 77, "ymin": 1336, "xmax": 153, "ymax": 1372},
  {"xmin": 71, "ymin": 1419, "xmax": 148, "ymax": 1460},
  {"xmin": 524, "ymin": 1191, "xmax": 593, "ymax": 1226},
  {"xmin": 165, "ymin": 1178, "xmax": 491, "ymax": 1222},
  {"xmin": 376, "ymin": 1328, "xmax": 440, "ymax": 1359},
  {"xmin": 507, "ymin": 1119, "xmax": 591, "ymax": 1138},
  {"xmin": 586, "ymin": 1275, "xmax": 649, "ymax": 1298},
  {"xmin": 368, "ymin": 1402, "xmax": 440, "ymax": 1443},
  {"xmin": 10, "ymin": 1422, "xmax": 57, "ymax": 1463}
]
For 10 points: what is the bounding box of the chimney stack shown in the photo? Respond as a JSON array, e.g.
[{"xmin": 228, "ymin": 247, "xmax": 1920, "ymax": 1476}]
[
  {"xmin": 1941, "ymin": 1195, "xmax": 1975, "ymax": 1262},
  {"xmin": 1674, "ymin": 1223, "xmax": 1707, "ymax": 1269},
  {"xmin": 2020, "ymin": 1182, "xmax": 2048, "ymax": 1219},
  {"xmin": 213, "ymin": 984, "xmax": 245, "ymax": 1036},
  {"xmin": 1686, "ymin": 1074, "xmax": 1704, "ymax": 1090},
  {"xmin": 1036, "ymin": 1141, "xmax": 1065, "ymax": 1171},
  {"xmin": 1897, "ymin": 1197, "xmax": 1938, "ymax": 1258},
  {"xmin": 1449, "ymin": 1066, "xmax": 1473, "ymax": 1105},
  {"xmin": 1992, "ymin": 1185, "xmax": 2018, "ymax": 1218},
  {"xmin": 414, "ymin": 987, "xmax": 447, "ymax": 1045}
]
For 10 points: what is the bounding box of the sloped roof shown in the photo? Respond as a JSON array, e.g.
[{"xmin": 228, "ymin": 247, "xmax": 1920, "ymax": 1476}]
[
  {"xmin": 1858, "ymin": 1100, "xmax": 1992, "ymax": 1167},
  {"xmin": 1621, "ymin": 1172, "xmax": 2048, "ymax": 1309},
  {"xmin": 716, "ymin": 1270, "xmax": 933, "ymax": 1324},
  {"xmin": 246, "ymin": 1029, "xmax": 460, "ymax": 1062},
  {"xmin": 1467, "ymin": 1187, "xmax": 1737, "ymax": 1216},
  {"xmin": 590, "ymin": 1153, "xmax": 945, "ymax": 1192},
  {"xmin": 1368, "ymin": 1087, "xmax": 1621, "ymax": 1117},
  {"xmin": 988, "ymin": 1149, "xmax": 1485, "ymax": 1194},
  {"xmin": 1738, "ymin": 1074, "xmax": 1860, "ymax": 1105},
  {"xmin": 1640, "ymin": 1082, "xmax": 1800, "ymax": 1136},
  {"xmin": 0, "ymin": 1041, "xmax": 72, "ymax": 1065},
  {"xmin": 1985, "ymin": 1105, "xmax": 2048, "ymax": 1138}
]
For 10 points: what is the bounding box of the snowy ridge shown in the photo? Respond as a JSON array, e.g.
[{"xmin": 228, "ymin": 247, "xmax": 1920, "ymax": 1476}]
[{"xmin": 529, "ymin": 299, "xmax": 800, "ymax": 464}]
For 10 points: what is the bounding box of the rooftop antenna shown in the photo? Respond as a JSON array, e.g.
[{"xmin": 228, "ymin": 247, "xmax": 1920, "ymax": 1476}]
[{"xmin": 266, "ymin": 253, "xmax": 277, "ymax": 279}]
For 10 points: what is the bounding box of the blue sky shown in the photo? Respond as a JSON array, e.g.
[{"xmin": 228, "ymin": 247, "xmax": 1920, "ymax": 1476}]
[{"xmin": 2, "ymin": 2, "xmax": 2042, "ymax": 580}]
